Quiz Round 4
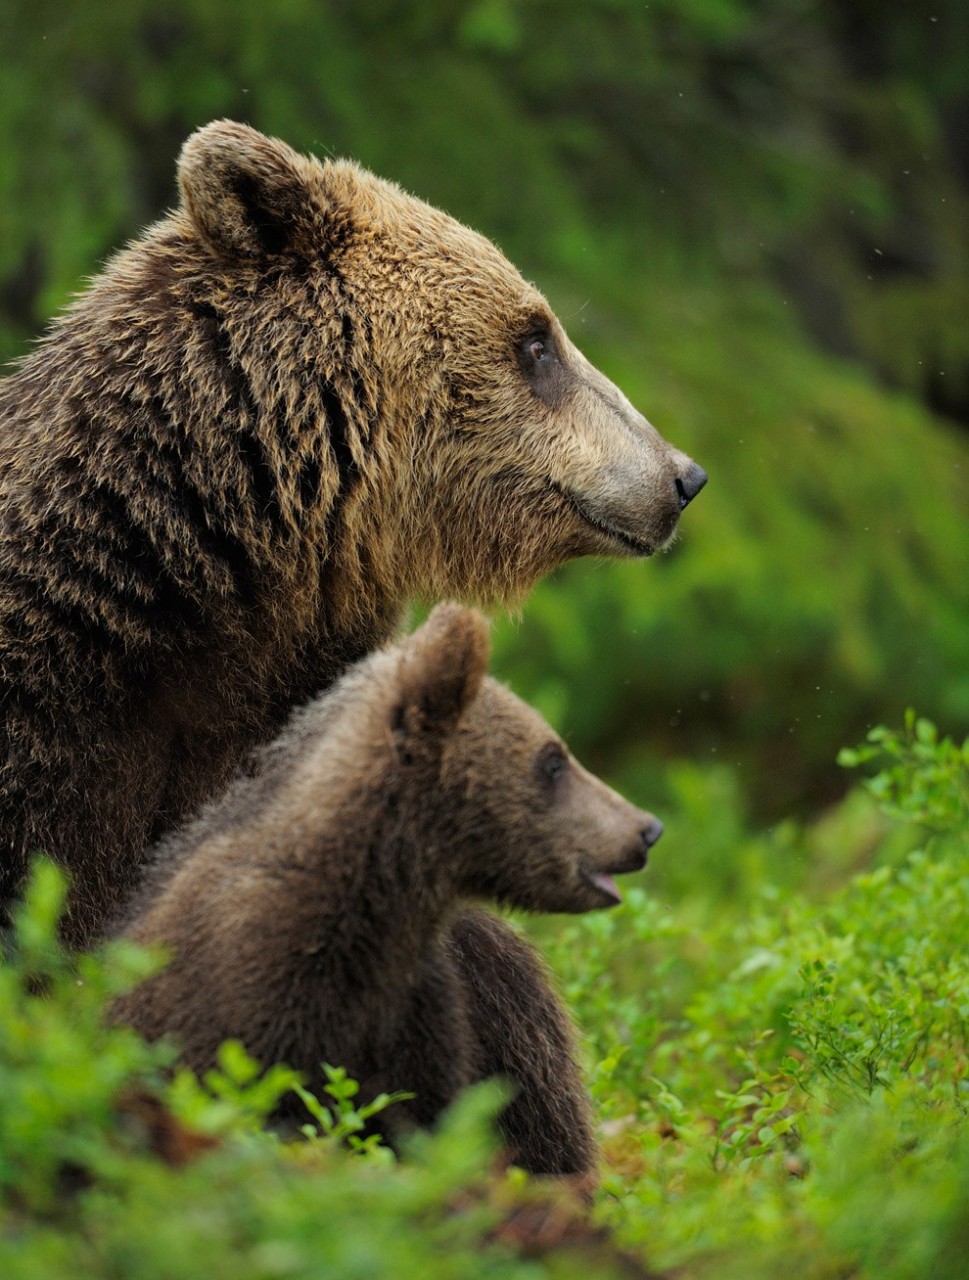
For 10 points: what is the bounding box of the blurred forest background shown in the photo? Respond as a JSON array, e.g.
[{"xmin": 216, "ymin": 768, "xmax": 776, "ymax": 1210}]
[{"xmin": 2, "ymin": 0, "xmax": 967, "ymax": 838}]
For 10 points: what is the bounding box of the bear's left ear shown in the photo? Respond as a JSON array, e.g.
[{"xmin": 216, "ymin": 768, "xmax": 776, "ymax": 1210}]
[
  {"xmin": 393, "ymin": 605, "xmax": 491, "ymax": 752},
  {"xmin": 178, "ymin": 119, "xmax": 318, "ymax": 260}
]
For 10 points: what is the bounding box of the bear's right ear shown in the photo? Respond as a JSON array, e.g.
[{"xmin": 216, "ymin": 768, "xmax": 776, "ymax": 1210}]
[
  {"xmin": 178, "ymin": 120, "xmax": 316, "ymax": 260},
  {"xmin": 393, "ymin": 606, "xmax": 491, "ymax": 753}
]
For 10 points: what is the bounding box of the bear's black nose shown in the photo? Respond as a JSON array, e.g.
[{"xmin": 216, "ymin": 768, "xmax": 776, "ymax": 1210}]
[{"xmin": 675, "ymin": 462, "xmax": 708, "ymax": 510}]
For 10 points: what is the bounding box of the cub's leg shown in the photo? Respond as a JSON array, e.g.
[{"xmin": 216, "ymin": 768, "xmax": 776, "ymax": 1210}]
[{"xmin": 447, "ymin": 907, "xmax": 597, "ymax": 1177}]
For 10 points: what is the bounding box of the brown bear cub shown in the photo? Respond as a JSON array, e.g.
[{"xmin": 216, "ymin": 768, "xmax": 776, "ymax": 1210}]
[
  {"xmin": 0, "ymin": 120, "xmax": 703, "ymax": 947},
  {"xmin": 114, "ymin": 605, "xmax": 663, "ymax": 1176}
]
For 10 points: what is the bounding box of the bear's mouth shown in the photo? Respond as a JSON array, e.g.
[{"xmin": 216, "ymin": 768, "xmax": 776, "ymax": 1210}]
[
  {"xmin": 549, "ymin": 483, "xmax": 655, "ymax": 557},
  {"xmin": 581, "ymin": 849, "xmax": 649, "ymax": 907},
  {"xmin": 582, "ymin": 869, "xmax": 624, "ymax": 906}
]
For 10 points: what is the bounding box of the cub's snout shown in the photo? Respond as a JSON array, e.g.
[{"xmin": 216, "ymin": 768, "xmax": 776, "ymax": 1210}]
[
  {"xmin": 615, "ymin": 815, "xmax": 665, "ymax": 876},
  {"xmin": 641, "ymin": 814, "xmax": 665, "ymax": 852},
  {"xmin": 581, "ymin": 810, "xmax": 664, "ymax": 908}
]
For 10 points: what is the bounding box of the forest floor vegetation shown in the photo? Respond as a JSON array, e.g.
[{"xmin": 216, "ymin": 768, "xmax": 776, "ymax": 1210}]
[{"xmin": 1, "ymin": 713, "xmax": 966, "ymax": 1278}]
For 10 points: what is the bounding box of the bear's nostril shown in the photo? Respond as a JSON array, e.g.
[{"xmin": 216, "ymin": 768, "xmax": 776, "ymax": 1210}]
[
  {"xmin": 640, "ymin": 818, "xmax": 664, "ymax": 849},
  {"xmin": 675, "ymin": 462, "xmax": 708, "ymax": 510}
]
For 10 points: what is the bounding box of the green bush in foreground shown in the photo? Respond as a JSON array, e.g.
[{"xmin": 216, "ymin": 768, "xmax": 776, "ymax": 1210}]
[
  {"xmin": 0, "ymin": 866, "xmax": 629, "ymax": 1280},
  {"xmin": 540, "ymin": 713, "xmax": 969, "ymax": 1277},
  {"xmin": 0, "ymin": 713, "xmax": 966, "ymax": 1278}
]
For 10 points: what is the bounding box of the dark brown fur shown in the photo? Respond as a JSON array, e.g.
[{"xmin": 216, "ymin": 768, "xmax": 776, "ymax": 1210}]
[
  {"xmin": 0, "ymin": 120, "xmax": 702, "ymax": 945},
  {"xmin": 113, "ymin": 606, "xmax": 663, "ymax": 1175}
]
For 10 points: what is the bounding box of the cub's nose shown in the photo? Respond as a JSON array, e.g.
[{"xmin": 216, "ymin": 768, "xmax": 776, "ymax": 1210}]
[
  {"xmin": 640, "ymin": 817, "xmax": 664, "ymax": 850},
  {"xmin": 674, "ymin": 462, "xmax": 708, "ymax": 510},
  {"xmin": 628, "ymin": 816, "xmax": 663, "ymax": 872}
]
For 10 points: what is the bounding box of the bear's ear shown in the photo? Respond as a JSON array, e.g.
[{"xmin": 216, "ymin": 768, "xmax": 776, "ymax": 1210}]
[
  {"xmin": 178, "ymin": 120, "xmax": 316, "ymax": 260},
  {"xmin": 393, "ymin": 605, "xmax": 491, "ymax": 751}
]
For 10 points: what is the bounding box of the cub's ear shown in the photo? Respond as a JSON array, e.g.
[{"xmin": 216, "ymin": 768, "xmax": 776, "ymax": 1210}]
[
  {"xmin": 178, "ymin": 119, "xmax": 317, "ymax": 260},
  {"xmin": 393, "ymin": 605, "xmax": 491, "ymax": 751}
]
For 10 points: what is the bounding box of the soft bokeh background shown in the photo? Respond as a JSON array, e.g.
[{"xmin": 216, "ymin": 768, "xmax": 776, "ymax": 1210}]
[{"xmin": 3, "ymin": 0, "xmax": 967, "ymax": 845}]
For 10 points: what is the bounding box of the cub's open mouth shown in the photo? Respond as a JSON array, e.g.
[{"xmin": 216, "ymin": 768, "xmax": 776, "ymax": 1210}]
[
  {"xmin": 581, "ymin": 848, "xmax": 649, "ymax": 907},
  {"xmin": 549, "ymin": 482, "xmax": 655, "ymax": 557},
  {"xmin": 582, "ymin": 868, "xmax": 624, "ymax": 906}
]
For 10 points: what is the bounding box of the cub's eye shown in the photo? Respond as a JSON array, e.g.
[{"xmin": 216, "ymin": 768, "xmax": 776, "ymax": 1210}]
[
  {"xmin": 536, "ymin": 742, "xmax": 568, "ymax": 786},
  {"xmin": 527, "ymin": 337, "xmax": 547, "ymax": 362}
]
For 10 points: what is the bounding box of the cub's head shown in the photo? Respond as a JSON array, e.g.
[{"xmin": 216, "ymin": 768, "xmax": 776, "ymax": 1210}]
[
  {"xmin": 385, "ymin": 604, "xmax": 662, "ymax": 913},
  {"xmin": 176, "ymin": 122, "xmax": 706, "ymax": 611}
]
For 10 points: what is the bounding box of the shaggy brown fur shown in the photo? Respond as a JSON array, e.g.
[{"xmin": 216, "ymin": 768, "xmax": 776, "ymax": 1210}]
[
  {"xmin": 113, "ymin": 605, "xmax": 663, "ymax": 1175},
  {"xmin": 0, "ymin": 119, "xmax": 703, "ymax": 945}
]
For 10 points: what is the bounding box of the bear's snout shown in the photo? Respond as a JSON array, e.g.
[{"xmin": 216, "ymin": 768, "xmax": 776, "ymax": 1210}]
[
  {"xmin": 637, "ymin": 815, "xmax": 664, "ymax": 863},
  {"xmin": 675, "ymin": 462, "xmax": 708, "ymax": 510},
  {"xmin": 620, "ymin": 816, "xmax": 662, "ymax": 874},
  {"xmin": 591, "ymin": 812, "xmax": 662, "ymax": 888}
]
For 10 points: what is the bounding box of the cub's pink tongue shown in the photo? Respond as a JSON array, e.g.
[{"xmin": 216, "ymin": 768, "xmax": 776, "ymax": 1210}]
[{"xmin": 588, "ymin": 870, "xmax": 622, "ymax": 905}]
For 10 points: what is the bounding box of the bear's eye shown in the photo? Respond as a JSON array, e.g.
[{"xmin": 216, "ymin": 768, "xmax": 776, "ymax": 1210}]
[
  {"xmin": 537, "ymin": 742, "xmax": 568, "ymax": 786},
  {"xmin": 517, "ymin": 323, "xmax": 569, "ymax": 406},
  {"xmin": 519, "ymin": 327, "xmax": 556, "ymax": 373}
]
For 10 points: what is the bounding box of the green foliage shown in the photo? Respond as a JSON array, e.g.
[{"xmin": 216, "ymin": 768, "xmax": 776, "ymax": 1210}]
[
  {"xmin": 292, "ymin": 1063, "xmax": 414, "ymax": 1155},
  {"xmin": 0, "ymin": 860, "xmax": 172, "ymax": 1215},
  {"xmin": 2, "ymin": 719, "xmax": 968, "ymax": 1277},
  {"xmin": 532, "ymin": 715, "xmax": 969, "ymax": 1276},
  {"xmin": 838, "ymin": 708, "xmax": 969, "ymax": 831},
  {"xmin": 166, "ymin": 1038, "xmax": 306, "ymax": 1136}
]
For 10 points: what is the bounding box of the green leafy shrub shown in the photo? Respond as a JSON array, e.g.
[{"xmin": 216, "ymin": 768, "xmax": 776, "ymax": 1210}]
[
  {"xmin": 530, "ymin": 714, "xmax": 969, "ymax": 1277},
  {"xmin": 838, "ymin": 708, "xmax": 969, "ymax": 832},
  {"xmin": 0, "ymin": 860, "xmax": 171, "ymax": 1215}
]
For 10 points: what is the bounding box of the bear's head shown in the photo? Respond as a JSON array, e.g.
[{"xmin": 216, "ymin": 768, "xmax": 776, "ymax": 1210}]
[
  {"xmin": 176, "ymin": 122, "xmax": 706, "ymax": 616},
  {"xmin": 366, "ymin": 604, "xmax": 662, "ymax": 914}
]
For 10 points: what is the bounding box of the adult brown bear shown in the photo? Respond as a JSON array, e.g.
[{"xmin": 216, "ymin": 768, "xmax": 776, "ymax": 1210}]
[{"xmin": 0, "ymin": 119, "xmax": 704, "ymax": 945}]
